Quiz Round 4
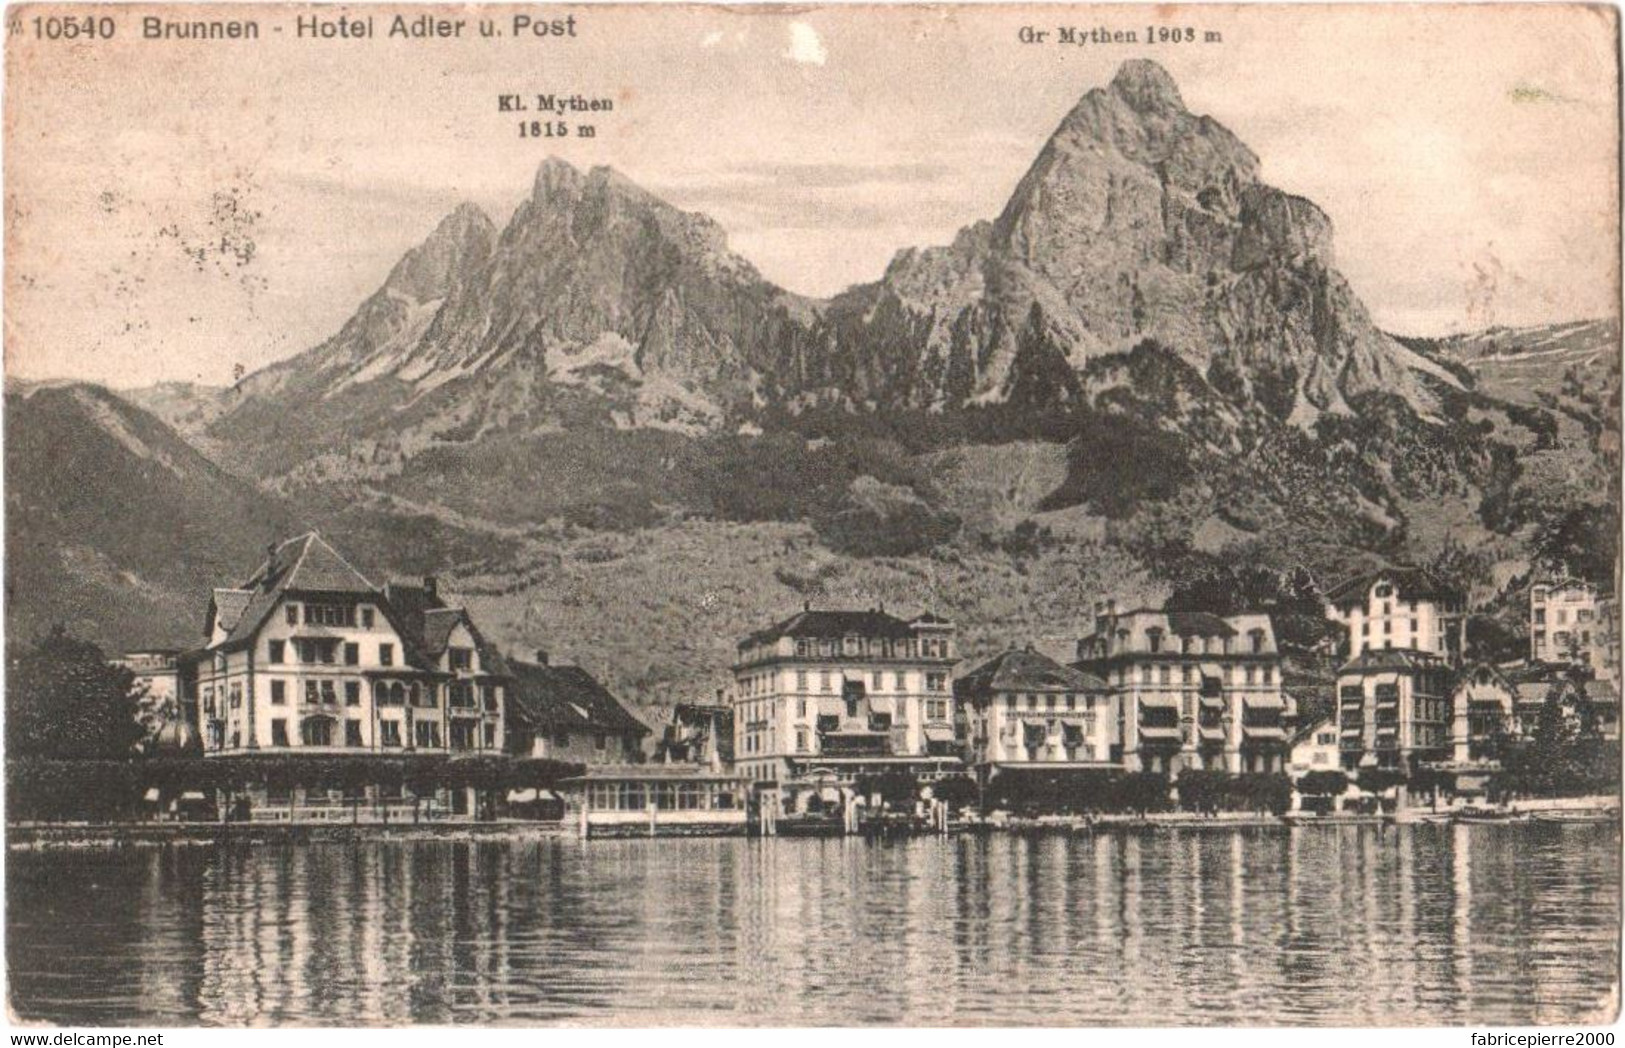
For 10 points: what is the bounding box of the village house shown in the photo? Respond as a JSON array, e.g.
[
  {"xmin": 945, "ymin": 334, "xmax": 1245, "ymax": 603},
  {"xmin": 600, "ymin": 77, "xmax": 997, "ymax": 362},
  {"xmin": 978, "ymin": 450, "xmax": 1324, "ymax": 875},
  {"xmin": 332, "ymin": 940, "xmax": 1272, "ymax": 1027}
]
[
  {"xmin": 504, "ymin": 651, "xmax": 650, "ymax": 764},
  {"xmin": 1072, "ymin": 603, "xmax": 1291, "ymax": 774},
  {"xmin": 955, "ymin": 645, "xmax": 1115, "ymax": 784},
  {"xmin": 730, "ymin": 606, "xmax": 963, "ymax": 801},
  {"xmin": 655, "ymin": 696, "xmax": 734, "ymax": 769},
  {"xmin": 178, "ymin": 533, "xmax": 511, "ymax": 817},
  {"xmin": 113, "ymin": 648, "xmax": 181, "ymax": 709},
  {"xmin": 1529, "ymin": 577, "xmax": 1619, "ymax": 683},
  {"xmin": 1286, "ymin": 718, "xmax": 1340, "ymax": 777}
]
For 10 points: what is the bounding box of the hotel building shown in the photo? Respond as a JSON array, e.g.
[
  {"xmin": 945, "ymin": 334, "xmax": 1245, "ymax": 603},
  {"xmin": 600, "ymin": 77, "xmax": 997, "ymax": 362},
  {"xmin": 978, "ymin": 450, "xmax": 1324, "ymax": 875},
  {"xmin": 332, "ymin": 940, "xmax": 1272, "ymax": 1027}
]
[
  {"xmin": 182, "ymin": 532, "xmax": 510, "ymax": 766},
  {"xmin": 1325, "ymin": 567, "xmax": 1463, "ymax": 774},
  {"xmin": 1073, "ymin": 603, "xmax": 1290, "ymax": 774},
  {"xmin": 956, "ymin": 645, "xmax": 1115, "ymax": 782},
  {"xmin": 730, "ymin": 606, "xmax": 962, "ymax": 786}
]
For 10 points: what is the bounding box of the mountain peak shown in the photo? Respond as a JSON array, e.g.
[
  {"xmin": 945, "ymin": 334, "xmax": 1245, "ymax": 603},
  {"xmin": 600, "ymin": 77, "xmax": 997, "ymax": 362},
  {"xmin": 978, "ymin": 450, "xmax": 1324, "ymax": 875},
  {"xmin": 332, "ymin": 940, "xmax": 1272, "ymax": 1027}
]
[
  {"xmin": 532, "ymin": 155, "xmax": 588, "ymax": 199},
  {"xmin": 1109, "ymin": 59, "xmax": 1185, "ymax": 114},
  {"xmin": 382, "ymin": 202, "xmax": 494, "ymax": 303}
]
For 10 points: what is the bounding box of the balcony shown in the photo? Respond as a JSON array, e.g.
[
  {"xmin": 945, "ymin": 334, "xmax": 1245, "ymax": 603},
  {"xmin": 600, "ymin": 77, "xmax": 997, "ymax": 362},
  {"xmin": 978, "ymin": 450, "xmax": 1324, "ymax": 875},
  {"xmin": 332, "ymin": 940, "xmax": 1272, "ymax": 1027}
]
[{"xmin": 818, "ymin": 730, "xmax": 892, "ymax": 757}]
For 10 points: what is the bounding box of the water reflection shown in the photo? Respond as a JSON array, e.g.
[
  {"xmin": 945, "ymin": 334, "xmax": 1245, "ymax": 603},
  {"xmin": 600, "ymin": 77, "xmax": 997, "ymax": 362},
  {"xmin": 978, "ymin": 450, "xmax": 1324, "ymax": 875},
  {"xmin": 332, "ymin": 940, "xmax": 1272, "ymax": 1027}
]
[{"xmin": 8, "ymin": 825, "xmax": 1618, "ymax": 1026}]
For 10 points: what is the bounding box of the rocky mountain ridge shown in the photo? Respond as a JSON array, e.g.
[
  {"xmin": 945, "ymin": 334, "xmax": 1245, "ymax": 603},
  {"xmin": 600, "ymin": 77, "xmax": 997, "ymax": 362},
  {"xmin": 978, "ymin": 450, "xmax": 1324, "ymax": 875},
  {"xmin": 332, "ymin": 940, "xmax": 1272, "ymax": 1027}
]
[{"xmin": 202, "ymin": 59, "xmax": 1461, "ymax": 485}]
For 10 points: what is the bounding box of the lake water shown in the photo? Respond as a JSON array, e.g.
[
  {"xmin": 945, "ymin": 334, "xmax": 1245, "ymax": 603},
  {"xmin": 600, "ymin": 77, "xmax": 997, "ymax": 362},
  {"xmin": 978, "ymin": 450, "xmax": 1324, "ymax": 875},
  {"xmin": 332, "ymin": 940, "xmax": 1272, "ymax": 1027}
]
[{"xmin": 7, "ymin": 824, "xmax": 1619, "ymax": 1026}]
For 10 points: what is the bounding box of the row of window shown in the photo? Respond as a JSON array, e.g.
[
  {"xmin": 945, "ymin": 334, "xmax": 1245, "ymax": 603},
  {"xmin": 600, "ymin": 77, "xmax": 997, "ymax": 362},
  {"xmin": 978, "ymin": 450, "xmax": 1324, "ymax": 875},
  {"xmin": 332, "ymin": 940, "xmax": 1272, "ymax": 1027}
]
[
  {"xmin": 269, "ymin": 638, "xmax": 379, "ymax": 666},
  {"xmin": 1533, "ymin": 607, "xmax": 1596, "ymax": 626},
  {"xmin": 784, "ymin": 636, "xmax": 950, "ymax": 660},
  {"xmin": 266, "ymin": 632, "xmax": 477, "ymax": 672},
  {"xmin": 1110, "ymin": 664, "xmax": 1276, "ymax": 687},
  {"xmin": 1360, "ymin": 618, "xmax": 1420, "ymax": 637},
  {"xmin": 287, "ymin": 603, "xmax": 370, "ymax": 628},
  {"xmin": 1137, "ymin": 628, "xmax": 1269, "ymax": 656},
  {"xmin": 585, "ymin": 782, "xmax": 738, "ymax": 811},
  {"xmin": 1000, "ymin": 692, "xmax": 1096, "ymax": 713},
  {"xmin": 210, "ymin": 678, "xmax": 502, "ymax": 712},
  {"xmin": 740, "ymin": 669, "xmax": 949, "ymax": 696},
  {"xmin": 209, "ymin": 717, "xmax": 495, "ymax": 751}
]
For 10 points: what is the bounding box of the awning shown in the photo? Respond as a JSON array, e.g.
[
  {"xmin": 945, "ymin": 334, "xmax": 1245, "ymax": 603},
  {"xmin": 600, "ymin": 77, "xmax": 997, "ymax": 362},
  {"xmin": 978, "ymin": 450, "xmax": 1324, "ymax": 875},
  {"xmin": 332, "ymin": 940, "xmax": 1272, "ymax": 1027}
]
[
  {"xmin": 1198, "ymin": 726, "xmax": 1226, "ymax": 740},
  {"xmin": 1199, "ymin": 695, "xmax": 1226, "ymax": 709},
  {"xmin": 923, "ymin": 726, "xmax": 955, "ymax": 743},
  {"xmin": 143, "ymin": 788, "xmax": 161, "ymax": 802},
  {"xmin": 1137, "ymin": 694, "xmax": 1180, "ymax": 709},
  {"xmin": 1245, "ymin": 695, "xmax": 1286, "ymax": 709},
  {"xmin": 1137, "ymin": 726, "xmax": 1183, "ymax": 741},
  {"xmin": 1200, "ymin": 664, "xmax": 1225, "ymax": 679},
  {"xmin": 507, "ymin": 788, "xmax": 563, "ymax": 803},
  {"xmin": 180, "ymin": 791, "xmax": 207, "ymax": 802}
]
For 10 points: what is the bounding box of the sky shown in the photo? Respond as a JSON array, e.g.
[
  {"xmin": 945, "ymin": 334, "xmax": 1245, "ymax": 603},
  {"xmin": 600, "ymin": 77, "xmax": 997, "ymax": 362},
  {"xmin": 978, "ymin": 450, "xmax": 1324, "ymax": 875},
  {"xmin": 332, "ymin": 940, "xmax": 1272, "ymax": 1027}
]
[{"xmin": 4, "ymin": 3, "xmax": 1619, "ymax": 387}]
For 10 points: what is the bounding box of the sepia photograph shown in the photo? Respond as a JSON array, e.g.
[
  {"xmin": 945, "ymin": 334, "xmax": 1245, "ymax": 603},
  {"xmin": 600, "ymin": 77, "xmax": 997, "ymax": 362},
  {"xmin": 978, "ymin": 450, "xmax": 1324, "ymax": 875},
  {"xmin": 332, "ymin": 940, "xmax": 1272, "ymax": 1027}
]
[{"xmin": 1, "ymin": 1, "xmax": 1620, "ymax": 1029}]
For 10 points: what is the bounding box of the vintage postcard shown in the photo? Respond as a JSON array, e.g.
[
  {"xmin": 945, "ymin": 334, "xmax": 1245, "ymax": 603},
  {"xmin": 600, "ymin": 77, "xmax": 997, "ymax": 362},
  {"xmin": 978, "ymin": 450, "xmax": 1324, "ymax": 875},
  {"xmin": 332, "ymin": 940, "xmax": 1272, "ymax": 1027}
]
[{"xmin": 2, "ymin": 1, "xmax": 1620, "ymax": 1030}]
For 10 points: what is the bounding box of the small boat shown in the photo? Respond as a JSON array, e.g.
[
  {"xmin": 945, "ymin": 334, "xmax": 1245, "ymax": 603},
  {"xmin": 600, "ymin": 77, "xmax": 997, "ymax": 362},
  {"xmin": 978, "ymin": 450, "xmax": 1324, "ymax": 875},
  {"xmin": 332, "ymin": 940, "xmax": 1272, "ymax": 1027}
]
[
  {"xmin": 1531, "ymin": 809, "xmax": 1619, "ymax": 825},
  {"xmin": 1453, "ymin": 806, "xmax": 1530, "ymax": 824},
  {"xmin": 1390, "ymin": 809, "xmax": 1453, "ymax": 825}
]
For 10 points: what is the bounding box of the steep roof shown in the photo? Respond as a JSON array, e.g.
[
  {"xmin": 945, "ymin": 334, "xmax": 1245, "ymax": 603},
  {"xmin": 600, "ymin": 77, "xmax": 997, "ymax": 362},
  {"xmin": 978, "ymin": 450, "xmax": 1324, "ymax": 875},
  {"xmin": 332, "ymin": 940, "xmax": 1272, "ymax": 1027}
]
[
  {"xmin": 1167, "ymin": 611, "xmax": 1240, "ymax": 637},
  {"xmin": 420, "ymin": 608, "xmax": 463, "ymax": 656},
  {"xmin": 208, "ymin": 536, "xmax": 509, "ymax": 676},
  {"xmin": 743, "ymin": 608, "xmax": 921, "ymax": 647},
  {"xmin": 1288, "ymin": 717, "xmax": 1332, "ymax": 749},
  {"xmin": 507, "ymin": 659, "xmax": 649, "ymax": 736},
  {"xmin": 208, "ymin": 588, "xmax": 253, "ymax": 636},
  {"xmin": 242, "ymin": 532, "xmax": 375, "ymax": 595},
  {"xmin": 1325, "ymin": 565, "xmax": 1460, "ymax": 607},
  {"xmin": 1086, "ymin": 607, "xmax": 1241, "ymax": 638},
  {"xmin": 216, "ymin": 533, "xmax": 377, "ymax": 649},
  {"xmin": 1339, "ymin": 647, "xmax": 1452, "ymax": 674},
  {"xmin": 957, "ymin": 647, "xmax": 1107, "ymax": 696}
]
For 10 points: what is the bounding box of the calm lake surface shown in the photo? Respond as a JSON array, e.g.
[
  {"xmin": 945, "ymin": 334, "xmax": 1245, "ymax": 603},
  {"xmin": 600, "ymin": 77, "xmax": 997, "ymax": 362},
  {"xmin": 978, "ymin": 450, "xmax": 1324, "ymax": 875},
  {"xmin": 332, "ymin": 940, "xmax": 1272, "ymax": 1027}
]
[{"xmin": 7, "ymin": 824, "xmax": 1619, "ymax": 1026}]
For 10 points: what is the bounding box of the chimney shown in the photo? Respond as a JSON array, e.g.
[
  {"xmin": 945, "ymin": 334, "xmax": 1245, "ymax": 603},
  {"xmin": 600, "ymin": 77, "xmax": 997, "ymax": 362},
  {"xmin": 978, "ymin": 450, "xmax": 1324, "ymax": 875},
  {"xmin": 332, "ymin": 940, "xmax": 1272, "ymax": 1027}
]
[
  {"xmin": 424, "ymin": 575, "xmax": 438, "ymax": 599},
  {"xmin": 535, "ymin": 648, "xmax": 549, "ymax": 665}
]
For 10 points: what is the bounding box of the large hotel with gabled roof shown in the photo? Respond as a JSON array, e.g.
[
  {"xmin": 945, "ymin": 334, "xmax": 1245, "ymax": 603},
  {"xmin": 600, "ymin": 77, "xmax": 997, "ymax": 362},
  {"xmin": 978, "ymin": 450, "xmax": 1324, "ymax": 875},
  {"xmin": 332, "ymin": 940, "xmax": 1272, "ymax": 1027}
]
[{"xmin": 184, "ymin": 532, "xmax": 510, "ymax": 760}]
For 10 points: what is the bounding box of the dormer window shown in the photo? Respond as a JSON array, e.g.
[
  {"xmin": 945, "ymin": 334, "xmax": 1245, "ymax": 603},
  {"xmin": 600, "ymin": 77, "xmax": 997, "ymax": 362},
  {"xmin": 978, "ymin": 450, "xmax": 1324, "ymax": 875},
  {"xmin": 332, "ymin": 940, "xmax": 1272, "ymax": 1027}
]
[
  {"xmin": 286, "ymin": 604, "xmax": 299, "ymax": 625},
  {"xmin": 1146, "ymin": 627, "xmax": 1164, "ymax": 654},
  {"xmin": 1374, "ymin": 583, "xmax": 1394, "ymax": 600},
  {"xmin": 1249, "ymin": 629, "xmax": 1265, "ymax": 654},
  {"xmin": 449, "ymin": 647, "xmax": 473, "ymax": 672}
]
